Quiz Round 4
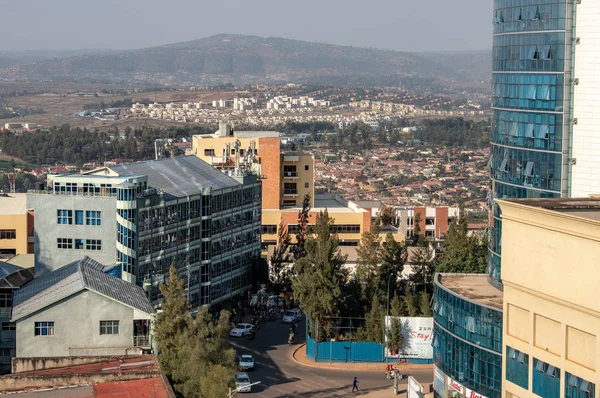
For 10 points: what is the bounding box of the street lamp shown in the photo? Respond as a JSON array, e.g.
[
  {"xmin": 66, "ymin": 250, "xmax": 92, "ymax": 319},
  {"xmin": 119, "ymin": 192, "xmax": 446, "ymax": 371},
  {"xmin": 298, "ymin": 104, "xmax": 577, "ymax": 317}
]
[
  {"xmin": 228, "ymin": 381, "xmax": 261, "ymax": 398},
  {"xmin": 386, "ymin": 273, "xmax": 394, "ymax": 316}
]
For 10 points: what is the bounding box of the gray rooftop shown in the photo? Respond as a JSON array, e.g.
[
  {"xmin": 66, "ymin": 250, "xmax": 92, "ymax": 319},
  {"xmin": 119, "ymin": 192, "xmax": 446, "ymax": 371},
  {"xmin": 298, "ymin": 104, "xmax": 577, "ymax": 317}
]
[
  {"xmin": 12, "ymin": 257, "xmax": 153, "ymax": 322},
  {"xmin": 234, "ymin": 131, "xmax": 280, "ymax": 138},
  {"xmin": 110, "ymin": 156, "xmax": 240, "ymax": 199}
]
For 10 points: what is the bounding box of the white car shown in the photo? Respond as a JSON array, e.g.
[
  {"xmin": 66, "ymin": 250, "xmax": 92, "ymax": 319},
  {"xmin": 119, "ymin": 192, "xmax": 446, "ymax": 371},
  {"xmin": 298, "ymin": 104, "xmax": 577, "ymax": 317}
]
[
  {"xmin": 282, "ymin": 309, "xmax": 302, "ymax": 324},
  {"xmin": 239, "ymin": 354, "xmax": 254, "ymax": 370},
  {"xmin": 236, "ymin": 372, "xmax": 252, "ymax": 393},
  {"xmin": 229, "ymin": 323, "xmax": 254, "ymax": 337}
]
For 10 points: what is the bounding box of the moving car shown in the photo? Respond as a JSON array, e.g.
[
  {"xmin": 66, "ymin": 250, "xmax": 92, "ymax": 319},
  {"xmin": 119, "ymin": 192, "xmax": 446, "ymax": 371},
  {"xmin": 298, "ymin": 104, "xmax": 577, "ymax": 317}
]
[
  {"xmin": 236, "ymin": 372, "xmax": 252, "ymax": 393},
  {"xmin": 282, "ymin": 308, "xmax": 302, "ymax": 324},
  {"xmin": 229, "ymin": 323, "xmax": 254, "ymax": 337},
  {"xmin": 239, "ymin": 354, "xmax": 255, "ymax": 370}
]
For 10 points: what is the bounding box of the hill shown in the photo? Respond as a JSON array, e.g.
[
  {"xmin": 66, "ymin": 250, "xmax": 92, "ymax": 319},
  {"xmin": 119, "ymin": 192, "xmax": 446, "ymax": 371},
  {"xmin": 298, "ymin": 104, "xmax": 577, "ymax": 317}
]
[{"xmin": 0, "ymin": 34, "xmax": 491, "ymax": 88}]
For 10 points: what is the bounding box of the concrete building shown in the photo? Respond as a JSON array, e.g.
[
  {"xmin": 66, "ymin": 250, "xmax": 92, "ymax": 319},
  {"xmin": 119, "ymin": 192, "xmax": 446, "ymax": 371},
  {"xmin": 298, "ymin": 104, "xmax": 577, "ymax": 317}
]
[
  {"xmin": 11, "ymin": 257, "xmax": 153, "ymax": 358},
  {"xmin": 0, "ymin": 263, "xmax": 34, "ymax": 373},
  {"xmin": 498, "ymin": 198, "xmax": 599, "ymax": 398},
  {"xmin": 395, "ymin": 206, "xmax": 459, "ymax": 240},
  {"xmin": 27, "ymin": 156, "xmax": 262, "ymax": 309},
  {"xmin": 0, "ymin": 194, "xmax": 34, "ymax": 257},
  {"xmin": 192, "ymin": 122, "xmax": 386, "ymax": 251}
]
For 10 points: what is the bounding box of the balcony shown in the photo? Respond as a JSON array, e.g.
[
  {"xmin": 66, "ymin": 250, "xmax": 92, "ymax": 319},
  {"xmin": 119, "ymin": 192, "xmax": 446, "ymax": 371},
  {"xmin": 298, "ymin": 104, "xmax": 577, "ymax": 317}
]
[
  {"xmin": 283, "ymin": 189, "xmax": 298, "ymax": 196},
  {"xmin": 133, "ymin": 335, "xmax": 150, "ymax": 347},
  {"xmin": 283, "ymin": 171, "xmax": 298, "ymax": 178}
]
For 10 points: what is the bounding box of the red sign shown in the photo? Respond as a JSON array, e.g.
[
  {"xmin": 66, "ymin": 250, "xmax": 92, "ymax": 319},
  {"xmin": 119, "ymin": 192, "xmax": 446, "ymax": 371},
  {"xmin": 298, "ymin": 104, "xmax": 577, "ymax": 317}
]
[
  {"xmin": 465, "ymin": 388, "xmax": 487, "ymax": 398},
  {"xmin": 448, "ymin": 378, "xmax": 463, "ymax": 393}
]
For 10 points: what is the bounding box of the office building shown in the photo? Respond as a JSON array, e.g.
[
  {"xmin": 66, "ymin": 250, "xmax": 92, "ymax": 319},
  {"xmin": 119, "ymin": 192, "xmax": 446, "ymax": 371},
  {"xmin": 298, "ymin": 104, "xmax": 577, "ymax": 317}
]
[
  {"xmin": 498, "ymin": 197, "xmax": 598, "ymax": 398},
  {"xmin": 27, "ymin": 156, "xmax": 262, "ymax": 309},
  {"xmin": 395, "ymin": 206, "xmax": 460, "ymax": 240},
  {"xmin": 192, "ymin": 122, "xmax": 387, "ymax": 250},
  {"xmin": 0, "ymin": 193, "xmax": 34, "ymax": 257},
  {"xmin": 434, "ymin": 2, "xmax": 600, "ymax": 397}
]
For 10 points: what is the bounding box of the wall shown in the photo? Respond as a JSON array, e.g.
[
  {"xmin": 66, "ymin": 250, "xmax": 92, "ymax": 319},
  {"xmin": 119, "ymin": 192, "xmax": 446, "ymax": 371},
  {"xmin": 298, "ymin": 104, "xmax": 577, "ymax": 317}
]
[
  {"xmin": 12, "ymin": 354, "xmax": 148, "ymax": 373},
  {"xmin": 499, "ymin": 200, "xmax": 600, "ymax": 398},
  {"xmin": 0, "ymin": 214, "xmax": 28, "ymax": 255},
  {"xmin": 27, "ymin": 194, "xmax": 117, "ymax": 275},
  {"xmin": 571, "ymin": 1, "xmax": 600, "ymax": 197},
  {"xmin": 16, "ymin": 290, "xmax": 139, "ymax": 358}
]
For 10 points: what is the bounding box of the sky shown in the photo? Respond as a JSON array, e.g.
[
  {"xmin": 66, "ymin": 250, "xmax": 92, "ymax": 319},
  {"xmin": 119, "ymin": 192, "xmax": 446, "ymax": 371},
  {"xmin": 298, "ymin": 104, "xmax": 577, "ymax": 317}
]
[{"xmin": 0, "ymin": 0, "xmax": 492, "ymax": 53}]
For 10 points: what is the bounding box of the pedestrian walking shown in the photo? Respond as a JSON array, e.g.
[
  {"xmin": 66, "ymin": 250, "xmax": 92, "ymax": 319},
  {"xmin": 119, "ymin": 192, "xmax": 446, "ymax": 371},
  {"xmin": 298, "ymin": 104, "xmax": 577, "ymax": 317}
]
[{"xmin": 352, "ymin": 376, "xmax": 359, "ymax": 392}]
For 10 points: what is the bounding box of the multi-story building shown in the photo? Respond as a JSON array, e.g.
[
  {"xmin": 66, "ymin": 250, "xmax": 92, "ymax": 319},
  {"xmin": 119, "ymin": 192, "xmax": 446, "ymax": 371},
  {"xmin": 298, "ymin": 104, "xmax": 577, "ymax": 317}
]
[
  {"xmin": 498, "ymin": 197, "xmax": 599, "ymax": 398},
  {"xmin": 27, "ymin": 156, "xmax": 262, "ymax": 309},
  {"xmin": 395, "ymin": 206, "xmax": 460, "ymax": 240},
  {"xmin": 192, "ymin": 122, "xmax": 385, "ymax": 250},
  {"xmin": 0, "ymin": 193, "xmax": 34, "ymax": 257},
  {"xmin": 434, "ymin": 3, "xmax": 600, "ymax": 397}
]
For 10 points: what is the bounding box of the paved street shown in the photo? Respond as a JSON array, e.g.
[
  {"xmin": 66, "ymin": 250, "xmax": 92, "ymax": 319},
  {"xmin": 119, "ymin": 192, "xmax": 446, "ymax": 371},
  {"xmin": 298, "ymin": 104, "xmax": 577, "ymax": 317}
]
[{"xmin": 229, "ymin": 318, "xmax": 433, "ymax": 397}]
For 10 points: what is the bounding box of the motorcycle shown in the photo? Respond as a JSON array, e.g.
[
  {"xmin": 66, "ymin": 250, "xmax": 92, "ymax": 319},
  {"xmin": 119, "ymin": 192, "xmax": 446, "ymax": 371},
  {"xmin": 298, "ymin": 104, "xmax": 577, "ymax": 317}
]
[{"xmin": 385, "ymin": 370, "xmax": 405, "ymax": 380}]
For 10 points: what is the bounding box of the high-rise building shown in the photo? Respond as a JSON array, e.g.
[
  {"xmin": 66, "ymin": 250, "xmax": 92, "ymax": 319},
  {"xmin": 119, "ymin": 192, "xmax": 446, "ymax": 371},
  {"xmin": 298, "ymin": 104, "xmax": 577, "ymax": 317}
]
[
  {"xmin": 27, "ymin": 156, "xmax": 262, "ymax": 310},
  {"xmin": 489, "ymin": 0, "xmax": 600, "ymax": 286},
  {"xmin": 433, "ymin": 2, "xmax": 600, "ymax": 397},
  {"xmin": 498, "ymin": 197, "xmax": 599, "ymax": 398}
]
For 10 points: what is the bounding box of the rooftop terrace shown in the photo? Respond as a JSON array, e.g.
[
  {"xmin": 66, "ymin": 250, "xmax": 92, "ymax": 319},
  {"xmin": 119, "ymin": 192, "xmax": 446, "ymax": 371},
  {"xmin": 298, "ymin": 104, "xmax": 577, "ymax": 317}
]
[
  {"xmin": 503, "ymin": 197, "xmax": 600, "ymax": 222},
  {"xmin": 437, "ymin": 273, "xmax": 503, "ymax": 310}
]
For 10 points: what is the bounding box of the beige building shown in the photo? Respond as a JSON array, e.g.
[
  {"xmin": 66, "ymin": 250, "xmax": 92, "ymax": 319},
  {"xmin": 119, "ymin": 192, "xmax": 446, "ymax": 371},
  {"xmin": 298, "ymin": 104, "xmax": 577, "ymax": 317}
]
[
  {"xmin": 498, "ymin": 197, "xmax": 600, "ymax": 398},
  {"xmin": 0, "ymin": 193, "xmax": 33, "ymax": 256},
  {"xmin": 192, "ymin": 122, "xmax": 400, "ymax": 250}
]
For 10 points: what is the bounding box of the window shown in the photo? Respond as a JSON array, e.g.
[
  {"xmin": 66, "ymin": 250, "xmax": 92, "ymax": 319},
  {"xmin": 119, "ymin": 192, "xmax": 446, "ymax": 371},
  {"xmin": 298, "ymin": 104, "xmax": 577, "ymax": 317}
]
[
  {"xmin": 100, "ymin": 320, "xmax": 120, "ymax": 335},
  {"xmin": 0, "ymin": 293, "xmax": 12, "ymax": 307},
  {"xmin": 1, "ymin": 322, "xmax": 15, "ymax": 331},
  {"xmin": 0, "ymin": 348, "xmax": 12, "ymax": 357},
  {"xmin": 525, "ymin": 162, "xmax": 534, "ymax": 177},
  {"xmin": 284, "ymin": 183, "xmax": 297, "ymax": 195},
  {"xmin": 34, "ymin": 321, "xmax": 55, "ymax": 336},
  {"xmin": 0, "ymin": 230, "xmax": 16, "ymax": 240},
  {"xmin": 75, "ymin": 210, "xmax": 84, "ymax": 225},
  {"xmin": 566, "ymin": 373, "xmax": 595, "ymax": 398},
  {"xmin": 57, "ymin": 209, "xmax": 73, "ymax": 225},
  {"xmin": 204, "ymin": 149, "xmax": 215, "ymax": 156},
  {"xmin": 262, "ymin": 225, "xmax": 277, "ymax": 235},
  {"xmin": 75, "ymin": 239, "xmax": 85, "ymax": 249},
  {"xmin": 506, "ymin": 346, "xmax": 529, "ymax": 389},
  {"xmin": 86, "ymin": 211, "xmax": 102, "ymax": 226},
  {"xmin": 304, "ymin": 182, "xmax": 309, "ymax": 188},
  {"xmin": 533, "ymin": 358, "xmax": 560, "ymax": 398},
  {"xmin": 304, "ymin": 165, "xmax": 309, "ymax": 171},
  {"xmin": 425, "ymin": 217, "xmax": 435, "ymax": 226},
  {"xmin": 57, "ymin": 238, "xmax": 73, "ymax": 249},
  {"xmin": 86, "ymin": 239, "xmax": 102, "ymax": 251}
]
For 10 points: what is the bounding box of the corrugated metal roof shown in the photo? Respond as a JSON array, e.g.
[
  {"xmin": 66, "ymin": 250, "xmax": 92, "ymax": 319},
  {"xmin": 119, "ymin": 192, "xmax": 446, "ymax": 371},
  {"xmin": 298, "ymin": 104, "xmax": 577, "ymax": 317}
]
[
  {"xmin": 0, "ymin": 262, "xmax": 22, "ymax": 279},
  {"xmin": 0, "ymin": 268, "xmax": 35, "ymax": 288},
  {"xmin": 109, "ymin": 156, "xmax": 240, "ymax": 198},
  {"xmin": 12, "ymin": 257, "xmax": 152, "ymax": 322}
]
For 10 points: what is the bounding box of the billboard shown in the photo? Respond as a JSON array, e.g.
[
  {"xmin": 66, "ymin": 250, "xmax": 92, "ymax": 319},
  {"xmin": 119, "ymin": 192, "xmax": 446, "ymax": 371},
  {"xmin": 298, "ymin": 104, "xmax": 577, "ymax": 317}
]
[
  {"xmin": 433, "ymin": 365, "xmax": 447, "ymax": 397},
  {"xmin": 384, "ymin": 316, "xmax": 433, "ymax": 359}
]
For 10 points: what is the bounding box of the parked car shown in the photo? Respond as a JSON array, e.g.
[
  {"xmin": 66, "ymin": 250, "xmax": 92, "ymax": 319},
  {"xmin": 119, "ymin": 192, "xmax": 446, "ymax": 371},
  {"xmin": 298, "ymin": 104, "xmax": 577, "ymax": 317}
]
[
  {"xmin": 282, "ymin": 308, "xmax": 302, "ymax": 324},
  {"xmin": 239, "ymin": 354, "xmax": 255, "ymax": 370},
  {"xmin": 236, "ymin": 372, "xmax": 252, "ymax": 393},
  {"xmin": 229, "ymin": 323, "xmax": 254, "ymax": 337}
]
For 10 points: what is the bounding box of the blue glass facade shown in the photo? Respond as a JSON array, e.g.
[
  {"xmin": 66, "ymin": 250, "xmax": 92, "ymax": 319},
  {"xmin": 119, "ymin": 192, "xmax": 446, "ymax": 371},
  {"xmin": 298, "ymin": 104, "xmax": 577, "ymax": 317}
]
[
  {"xmin": 433, "ymin": 278, "xmax": 503, "ymax": 398},
  {"xmin": 489, "ymin": 0, "xmax": 573, "ymax": 284}
]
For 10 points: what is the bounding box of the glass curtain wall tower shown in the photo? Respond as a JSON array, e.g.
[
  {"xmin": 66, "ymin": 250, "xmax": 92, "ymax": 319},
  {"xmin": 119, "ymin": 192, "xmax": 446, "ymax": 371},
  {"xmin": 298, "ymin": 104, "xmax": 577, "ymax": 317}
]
[{"xmin": 489, "ymin": 0, "xmax": 576, "ymax": 287}]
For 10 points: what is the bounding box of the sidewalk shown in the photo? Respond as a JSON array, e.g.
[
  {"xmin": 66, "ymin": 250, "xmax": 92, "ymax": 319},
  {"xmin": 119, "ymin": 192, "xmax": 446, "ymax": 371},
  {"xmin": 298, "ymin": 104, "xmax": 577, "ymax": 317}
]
[{"xmin": 292, "ymin": 343, "xmax": 432, "ymax": 373}]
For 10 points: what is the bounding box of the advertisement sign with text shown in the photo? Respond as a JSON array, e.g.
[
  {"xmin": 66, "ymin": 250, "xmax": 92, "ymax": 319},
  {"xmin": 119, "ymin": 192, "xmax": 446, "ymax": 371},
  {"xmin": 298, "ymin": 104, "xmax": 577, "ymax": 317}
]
[
  {"xmin": 384, "ymin": 316, "xmax": 433, "ymax": 359},
  {"xmin": 465, "ymin": 387, "xmax": 488, "ymax": 398},
  {"xmin": 448, "ymin": 377, "xmax": 464, "ymax": 394}
]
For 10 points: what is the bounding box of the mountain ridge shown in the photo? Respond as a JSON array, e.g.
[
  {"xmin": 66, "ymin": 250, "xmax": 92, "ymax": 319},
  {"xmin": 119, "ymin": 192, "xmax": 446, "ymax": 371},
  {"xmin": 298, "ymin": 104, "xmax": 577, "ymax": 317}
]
[{"xmin": 0, "ymin": 34, "xmax": 491, "ymax": 87}]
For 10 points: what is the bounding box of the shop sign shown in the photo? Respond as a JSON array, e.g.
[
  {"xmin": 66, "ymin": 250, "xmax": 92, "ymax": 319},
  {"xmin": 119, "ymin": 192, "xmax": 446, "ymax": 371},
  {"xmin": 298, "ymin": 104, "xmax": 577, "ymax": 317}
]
[
  {"xmin": 448, "ymin": 377, "xmax": 464, "ymax": 394},
  {"xmin": 465, "ymin": 388, "xmax": 487, "ymax": 398}
]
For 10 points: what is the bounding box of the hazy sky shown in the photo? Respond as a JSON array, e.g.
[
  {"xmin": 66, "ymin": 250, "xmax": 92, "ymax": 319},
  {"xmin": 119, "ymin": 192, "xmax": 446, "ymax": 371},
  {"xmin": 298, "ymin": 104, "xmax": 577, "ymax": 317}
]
[{"xmin": 1, "ymin": 0, "xmax": 492, "ymax": 52}]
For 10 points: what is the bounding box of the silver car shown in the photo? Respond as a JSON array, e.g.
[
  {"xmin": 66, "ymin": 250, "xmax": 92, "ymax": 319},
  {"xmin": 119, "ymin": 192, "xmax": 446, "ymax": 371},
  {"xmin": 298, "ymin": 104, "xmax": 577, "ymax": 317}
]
[{"xmin": 236, "ymin": 372, "xmax": 252, "ymax": 393}]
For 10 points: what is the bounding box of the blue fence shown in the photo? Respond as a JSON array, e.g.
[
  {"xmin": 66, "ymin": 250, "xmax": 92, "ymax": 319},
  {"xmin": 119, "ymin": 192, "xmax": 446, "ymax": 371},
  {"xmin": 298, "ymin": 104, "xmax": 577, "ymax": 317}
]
[{"xmin": 306, "ymin": 335, "xmax": 384, "ymax": 362}]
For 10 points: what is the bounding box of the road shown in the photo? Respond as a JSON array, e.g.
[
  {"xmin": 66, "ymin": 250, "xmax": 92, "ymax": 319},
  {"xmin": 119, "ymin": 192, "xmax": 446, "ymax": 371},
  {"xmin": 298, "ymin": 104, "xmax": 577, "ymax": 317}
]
[{"xmin": 229, "ymin": 318, "xmax": 433, "ymax": 397}]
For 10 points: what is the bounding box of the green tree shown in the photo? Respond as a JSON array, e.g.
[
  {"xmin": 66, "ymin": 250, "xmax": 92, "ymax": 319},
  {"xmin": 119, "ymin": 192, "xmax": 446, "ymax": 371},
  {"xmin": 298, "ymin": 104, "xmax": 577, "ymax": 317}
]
[
  {"xmin": 409, "ymin": 244, "xmax": 435, "ymax": 294},
  {"xmin": 386, "ymin": 316, "xmax": 404, "ymax": 357},
  {"xmin": 293, "ymin": 193, "xmax": 311, "ymax": 260},
  {"xmin": 155, "ymin": 265, "xmax": 236, "ymax": 397},
  {"xmin": 364, "ymin": 295, "xmax": 385, "ymax": 343},
  {"xmin": 403, "ymin": 289, "xmax": 420, "ymax": 317},
  {"xmin": 355, "ymin": 223, "xmax": 381, "ymax": 299},
  {"xmin": 269, "ymin": 221, "xmax": 292, "ymax": 294},
  {"xmin": 155, "ymin": 265, "xmax": 191, "ymax": 376},
  {"xmin": 412, "ymin": 212, "xmax": 424, "ymax": 246},
  {"xmin": 292, "ymin": 210, "xmax": 347, "ymax": 340},
  {"xmin": 419, "ymin": 292, "xmax": 433, "ymax": 317},
  {"xmin": 435, "ymin": 212, "xmax": 488, "ymax": 274},
  {"xmin": 377, "ymin": 233, "xmax": 407, "ymax": 307},
  {"xmin": 390, "ymin": 294, "xmax": 407, "ymax": 317}
]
